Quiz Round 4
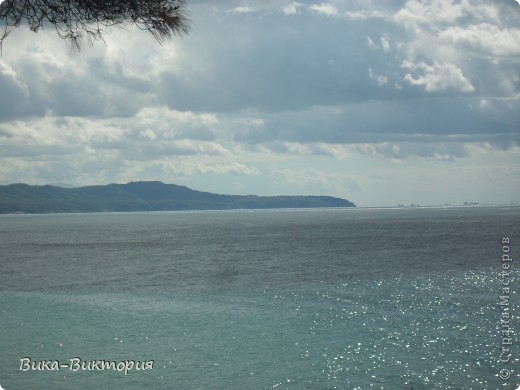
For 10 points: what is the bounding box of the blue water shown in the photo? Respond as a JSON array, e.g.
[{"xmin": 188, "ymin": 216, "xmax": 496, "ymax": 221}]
[{"xmin": 0, "ymin": 206, "xmax": 518, "ymax": 389}]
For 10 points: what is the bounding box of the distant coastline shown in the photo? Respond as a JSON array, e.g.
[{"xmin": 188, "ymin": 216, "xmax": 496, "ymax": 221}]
[{"xmin": 0, "ymin": 181, "xmax": 355, "ymax": 214}]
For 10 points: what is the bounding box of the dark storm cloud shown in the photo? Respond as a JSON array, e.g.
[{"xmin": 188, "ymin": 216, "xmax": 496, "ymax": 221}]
[
  {"xmin": 0, "ymin": 63, "xmax": 45, "ymax": 121},
  {"xmin": 232, "ymin": 97, "xmax": 520, "ymax": 145},
  {"xmin": 157, "ymin": 4, "xmax": 405, "ymax": 113}
]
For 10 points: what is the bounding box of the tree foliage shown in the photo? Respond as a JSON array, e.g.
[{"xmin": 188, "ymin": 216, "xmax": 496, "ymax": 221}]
[{"xmin": 0, "ymin": 0, "xmax": 189, "ymax": 51}]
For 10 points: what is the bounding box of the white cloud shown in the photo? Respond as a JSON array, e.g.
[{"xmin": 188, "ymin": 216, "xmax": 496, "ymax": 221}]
[
  {"xmin": 388, "ymin": 1, "xmax": 519, "ymax": 101},
  {"xmin": 227, "ymin": 6, "xmax": 255, "ymax": 14},
  {"xmin": 193, "ymin": 162, "xmax": 259, "ymax": 176},
  {"xmin": 345, "ymin": 9, "xmax": 385, "ymax": 20},
  {"xmin": 282, "ymin": 2, "xmax": 304, "ymax": 16},
  {"xmin": 354, "ymin": 142, "xmax": 470, "ymax": 162},
  {"xmin": 270, "ymin": 167, "xmax": 362, "ymax": 194},
  {"xmin": 402, "ymin": 60, "xmax": 475, "ymax": 93},
  {"xmin": 439, "ymin": 24, "xmax": 520, "ymax": 58},
  {"xmin": 395, "ymin": 0, "xmax": 503, "ymax": 30},
  {"xmin": 0, "ymin": 60, "xmax": 27, "ymax": 91},
  {"xmin": 366, "ymin": 35, "xmax": 391, "ymax": 52},
  {"xmin": 380, "ymin": 36, "xmax": 391, "ymax": 52},
  {"xmin": 395, "ymin": 0, "xmax": 470, "ymax": 30},
  {"xmin": 181, "ymin": 140, "xmax": 228, "ymax": 155},
  {"xmin": 309, "ymin": 3, "xmax": 338, "ymax": 17},
  {"xmin": 368, "ymin": 68, "xmax": 388, "ymax": 87},
  {"xmin": 366, "ymin": 36, "xmax": 377, "ymax": 49}
]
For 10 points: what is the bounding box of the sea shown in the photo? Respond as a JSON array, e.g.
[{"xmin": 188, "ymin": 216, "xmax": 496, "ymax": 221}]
[{"xmin": 0, "ymin": 206, "xmax": 518, "ymax": 389}]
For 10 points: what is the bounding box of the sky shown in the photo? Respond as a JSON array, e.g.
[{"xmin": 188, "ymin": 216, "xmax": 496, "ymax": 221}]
[{"xmin": 0, "ymin": 0, "xmax": 519, "ymax": 207}]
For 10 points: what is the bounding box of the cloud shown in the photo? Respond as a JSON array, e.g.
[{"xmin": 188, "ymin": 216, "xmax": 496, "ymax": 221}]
[
  {"xmin": 155, "ymin": 160, "xmax": 260, "ymax": 177},
  {"xmin": 0, "ymin": 60, "xmax": 43, "ymax": 120},
  {"xmin": 345, "ymin": 9, "xmax": 385, "ymax": 20},
  {"xmin": 270, "ymin": 167, "xmax": 362, "ymax": 194},
  {"xmin": 439, "ymin": 23, "xmax": 520, "ymax": 58},
  {"xmin": 401, "ymin": 60, "xmax": 475, "ymax": 93},
  {"xmin": 231, "ymin": 96, "xmax": 518, "ymax": 149},
  {"xmin": 394, "ymin": 0, "xmax": 500, "ymax": 30},
  {"xmin": 282, "ymin": 2, "xmax": 304, "ymax": 16},
  {"xmin": 0, "ymin": 1, "xmax": 518, "ymax": 205},
  {"xmin": 366, "ymin": 35, "xmax": 392, "ymax": 52},
  {"xmin": 392, "ymin": 0, "xmax": 519, "ymax": 99},
  {"xmin": 191, "ymin": 162, "xmax": 259, "ymax": 176},
  {"xmin": 227, "ymin": 6, "xmax": 255, "ymax": 14},
  {"xmin": 368, "ymin": 67, "xmax": 389, "ymax": 87},
  {"xmin": 309, "ymin": 3, "xmax": 339, "ymax": 16},
  {"xmin": 354, "ymin": 142, "xmax": 469, "ymax": 161}
]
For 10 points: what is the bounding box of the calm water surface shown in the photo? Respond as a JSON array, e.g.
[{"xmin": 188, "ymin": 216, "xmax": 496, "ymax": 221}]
[{"xmin": 0, "ymin": 206, "xmax": 518, "ymax": 389}]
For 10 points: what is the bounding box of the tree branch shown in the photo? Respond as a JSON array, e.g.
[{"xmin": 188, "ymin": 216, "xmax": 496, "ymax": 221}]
[{"xmin": 0, "ymin": 0, "xmax": 190, "ymax": 52}]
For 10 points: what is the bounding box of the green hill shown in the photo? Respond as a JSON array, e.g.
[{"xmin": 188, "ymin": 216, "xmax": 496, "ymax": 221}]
[{"xmin": 0, "ymin": 181, "xmax": 355, "ymax": 214}]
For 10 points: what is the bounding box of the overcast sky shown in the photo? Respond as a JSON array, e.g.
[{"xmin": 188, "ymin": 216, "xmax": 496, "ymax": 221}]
[{"xmin": 0, "ymin": 0, "xmax": 519, "ymax": 206}]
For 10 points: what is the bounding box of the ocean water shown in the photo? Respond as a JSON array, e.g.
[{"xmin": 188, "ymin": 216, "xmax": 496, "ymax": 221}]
[{"xmin": 0, "ymin": 206, "xmax": 518, "ymax": 389}]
